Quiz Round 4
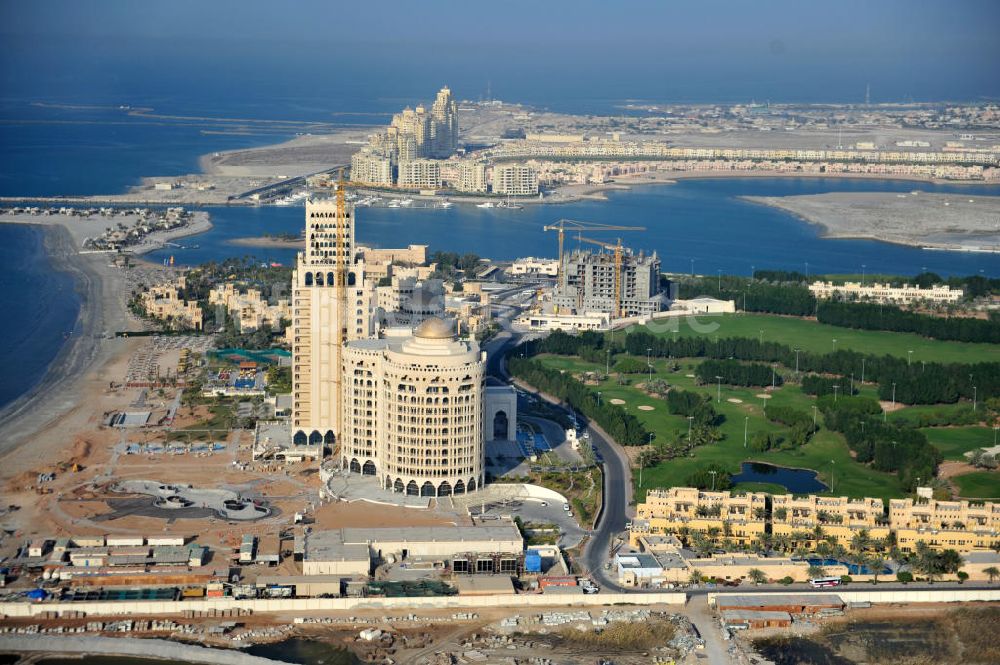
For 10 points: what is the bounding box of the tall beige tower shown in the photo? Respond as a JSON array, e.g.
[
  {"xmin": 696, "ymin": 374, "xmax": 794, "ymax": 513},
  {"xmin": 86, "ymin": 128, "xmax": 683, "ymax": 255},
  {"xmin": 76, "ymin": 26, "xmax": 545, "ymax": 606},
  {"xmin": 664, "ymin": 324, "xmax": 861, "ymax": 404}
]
[
  {"xmin": 430, "ymin": 86, "xmax": 458, "ymax": 158},
  {"xmin": 291, "ymin": 195, "xmax": 375, "ymax": 452}
]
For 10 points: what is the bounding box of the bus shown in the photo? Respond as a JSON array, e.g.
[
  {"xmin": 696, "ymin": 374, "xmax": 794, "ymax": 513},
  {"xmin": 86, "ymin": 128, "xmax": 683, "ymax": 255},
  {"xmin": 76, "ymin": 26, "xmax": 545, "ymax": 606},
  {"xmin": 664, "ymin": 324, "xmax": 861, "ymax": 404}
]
[{"xmin": 809, "ymin": 576, "xmax": 842, "ymax": 588}]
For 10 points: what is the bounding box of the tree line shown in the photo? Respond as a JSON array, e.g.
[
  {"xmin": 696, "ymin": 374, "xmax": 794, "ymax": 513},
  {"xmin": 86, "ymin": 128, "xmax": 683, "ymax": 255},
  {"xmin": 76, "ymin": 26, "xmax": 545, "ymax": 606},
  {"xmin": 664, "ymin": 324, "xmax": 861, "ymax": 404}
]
[
  {"xmin": 695, "ymin": 359, "xmax": 783, "ymax": 388},
  {"xmin": 819, "ymin": 395, "xmax": 941, "ymax": 491},
  {"xmin": 817, "ymin": 301, "xmax": 1000, "ymax": 344},
  {"xmin": 523, "ymin": 329, "xmax": 999, "ymax": 405},
  {"xmin": 507, "ymin": 357, "xmax": 650, "ymax": 446}
]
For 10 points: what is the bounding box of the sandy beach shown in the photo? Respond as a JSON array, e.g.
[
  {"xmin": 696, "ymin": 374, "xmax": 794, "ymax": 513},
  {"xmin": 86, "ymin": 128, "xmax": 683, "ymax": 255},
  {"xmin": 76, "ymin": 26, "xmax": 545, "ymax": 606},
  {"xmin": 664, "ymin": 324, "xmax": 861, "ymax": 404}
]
[
  {"xmin": 0, "ymin": 213, "xmax": 193, "ymax": 467},
  {"xmin": 743, "ymin": 191, "xmax": 1000, "ymax": 251}
]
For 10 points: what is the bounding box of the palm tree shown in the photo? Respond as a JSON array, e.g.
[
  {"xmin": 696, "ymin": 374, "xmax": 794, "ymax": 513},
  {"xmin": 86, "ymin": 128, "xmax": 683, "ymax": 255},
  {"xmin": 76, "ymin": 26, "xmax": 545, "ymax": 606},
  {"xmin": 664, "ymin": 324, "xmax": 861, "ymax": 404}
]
[
  {"xmin": 984, "ymin": 566, "xmax": 1000, "ymax": 584},
  {"xmin": 868, "ymin": 555, "xmax": 888, "ymax": 584},
  {"xmin": 807, "ymin": 564, "xmax": 827, "ymax": 580},
  {"xmin": 850, "ymin": 529, "xmax": 871, "ymax": 555},
  {"xmin": 748, "ymin": 568, "xmax": 768, "ymax": 585},
  {"xmin": 688, "ymin": 568, "xmax": 703, "ymax": 585}
]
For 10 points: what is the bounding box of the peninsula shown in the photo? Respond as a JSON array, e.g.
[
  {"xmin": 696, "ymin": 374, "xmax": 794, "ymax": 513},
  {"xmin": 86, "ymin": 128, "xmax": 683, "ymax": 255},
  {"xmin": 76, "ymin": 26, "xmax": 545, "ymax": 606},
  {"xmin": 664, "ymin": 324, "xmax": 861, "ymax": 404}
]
[{"xmin": 744, "ymin": 191, "xmax": 1000, "ymax": 251}]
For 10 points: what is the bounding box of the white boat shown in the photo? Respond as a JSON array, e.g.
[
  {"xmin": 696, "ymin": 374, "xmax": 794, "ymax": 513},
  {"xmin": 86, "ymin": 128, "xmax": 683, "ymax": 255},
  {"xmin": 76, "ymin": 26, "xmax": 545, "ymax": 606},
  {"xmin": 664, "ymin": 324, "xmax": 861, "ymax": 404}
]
[
  {"xmin": 387, "ymin": 200, "xmax": 401, "ymax": 208},
  {"xmin": 476, "ymin": 201, "xmax": 495, "ymax": 209},
  {"xmin": 439, "ymin": 200, "xmax": 454, "ymax": 209},
  {"xmin": 399, "ymin": 198, "xmax": 414, "ymax": 207}
]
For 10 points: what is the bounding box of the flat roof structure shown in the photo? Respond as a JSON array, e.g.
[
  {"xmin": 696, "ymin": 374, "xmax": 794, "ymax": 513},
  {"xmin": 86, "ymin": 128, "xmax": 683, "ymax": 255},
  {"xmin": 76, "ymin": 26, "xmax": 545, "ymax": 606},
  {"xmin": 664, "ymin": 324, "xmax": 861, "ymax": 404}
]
[
  {"xmin": 453, "ymin": 575, "xmax": 516, "ymax": 596},
  {"xmin": 722, "ymin": 610, "xmax": 793, "ymax": 629},
  {"xmin": 716, "ymin": 594, "xmax": 844, "ymax": 613}
]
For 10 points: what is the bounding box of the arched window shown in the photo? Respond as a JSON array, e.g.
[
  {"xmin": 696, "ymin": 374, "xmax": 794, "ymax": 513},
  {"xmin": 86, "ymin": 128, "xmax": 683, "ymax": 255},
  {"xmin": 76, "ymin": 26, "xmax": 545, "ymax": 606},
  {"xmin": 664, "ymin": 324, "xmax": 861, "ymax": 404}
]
[
  {"xmin": 406, "ymin": 480, "xmax": 419, "ymax": 496},
  {"xmin": 349, "ymin": 458, "xmax": 361, "ymax": 473},
  {"xmin": 309, "ymin": 430, "xmax": 322, "ymax": 446},
  {"xmin": 420, "ymin": 481, "xmax": 436, "ymax": 497},
  {"xmin": 394, "ymin": 478, "xmax": 405, "ymax": 493},
  {"xmin": 348, "ymin": 272, "xmax": 357, "ymax": 286},
  {"xmin": 315, "ymin": 273, "xmax": 324, "ymax": 286},
  {"xmin": 438, "ymin": 481, "xmax": 452, "ymax": 497},
  {"xmin": 454, "ymin": 480, "xmax": 465, "ymax": 495},
  {"xmin": 327, "ymin": 272, "xmax": 335, "ymax": 286},
  {"xmin": 362, "ymin": 460, "xmax": 376, "ymax": 476},
  {"xmin": 293, "ymin": 430, "xmax": 308, "ymax": 446},
  {"xmin": 467, "ymin": 478, "xmax": 477, "ymax": 492},
  {"xmin": 324, "ymin": 430, "xmax": 336, "ymax": 445},
  {"xmin": 304, "ymin": 273, "xmax": 313, "ymax": 287}
]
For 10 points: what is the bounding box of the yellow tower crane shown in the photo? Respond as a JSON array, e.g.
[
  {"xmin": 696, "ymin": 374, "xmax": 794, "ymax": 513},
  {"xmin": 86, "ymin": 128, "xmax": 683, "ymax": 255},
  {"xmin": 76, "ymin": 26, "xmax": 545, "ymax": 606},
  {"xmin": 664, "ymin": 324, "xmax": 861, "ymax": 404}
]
[{"xmin": 542, "ymin": 219, "xmax": 645, "ymax": 270}]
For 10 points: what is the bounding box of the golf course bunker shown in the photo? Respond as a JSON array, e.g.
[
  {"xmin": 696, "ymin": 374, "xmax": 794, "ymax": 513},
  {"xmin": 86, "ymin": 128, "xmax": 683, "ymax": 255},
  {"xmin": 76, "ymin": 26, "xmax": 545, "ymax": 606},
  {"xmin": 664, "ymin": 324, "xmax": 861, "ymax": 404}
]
[
  {"xmin": 727, "ymin": 398, "xmax": 743, "ymax": 404},
  {"xmin": 609, "ymin": 398, "xmax": 626, "ymax": 405},
  {"xmin": 637, "ymin": 405, "xmax": 655, "ymax": 411},
  {"xmin": 756, "ymin": 393, "xmax": 772, "ymax": 399},
  {"xmin": 111, "ymin": 480, "xmax": 272, "ymax": 521}
]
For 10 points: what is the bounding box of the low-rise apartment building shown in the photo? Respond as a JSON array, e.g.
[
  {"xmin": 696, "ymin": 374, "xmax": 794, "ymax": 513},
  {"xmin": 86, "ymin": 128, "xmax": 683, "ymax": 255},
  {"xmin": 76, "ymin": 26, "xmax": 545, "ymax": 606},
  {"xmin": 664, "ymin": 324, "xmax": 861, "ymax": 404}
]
[
  {"xmin": 634, "ymin": 487, "xmax": 768, "ymax": 547},
  {"xmin": 889, "ymin": 497, "xmax": 1000, "ymax": 552},
  {"xmin": 140, "ymin": 277, "xmax": 203, "ymax": 330},
  {"xmin": 771, "ymin": 494, "xmax": 891, "ymax": 549},
  {"xmin": 808, "ymin": 281, "xmax": 964, "ymax": 305},
  {"xmin": 632, "ymin": 487, "xmax": 1000, "ymax": 555},
  {"xmin": 209, "ymin": 283, "xmax": 290, "ymax": 332}
]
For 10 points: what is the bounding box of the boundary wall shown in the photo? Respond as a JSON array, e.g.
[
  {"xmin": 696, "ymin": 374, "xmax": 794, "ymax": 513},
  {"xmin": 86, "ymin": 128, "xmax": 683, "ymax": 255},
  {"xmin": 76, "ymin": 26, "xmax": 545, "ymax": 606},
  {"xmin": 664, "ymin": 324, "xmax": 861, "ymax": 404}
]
[
  {"xmin": 707, "ymin": 588, "xmax": 1000, "ymax": 607},
  {"xmin": 0, "ymin": 591, "xmax": 685, "ymax": 619}
]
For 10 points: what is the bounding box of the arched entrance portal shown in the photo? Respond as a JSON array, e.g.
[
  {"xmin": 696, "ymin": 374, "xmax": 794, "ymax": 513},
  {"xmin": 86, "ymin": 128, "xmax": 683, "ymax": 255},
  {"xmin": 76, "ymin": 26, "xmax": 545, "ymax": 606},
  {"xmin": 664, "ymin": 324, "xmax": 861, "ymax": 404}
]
[{"xmin": 493, "ymin": 411, "xmax": 509, "ymax": 441}]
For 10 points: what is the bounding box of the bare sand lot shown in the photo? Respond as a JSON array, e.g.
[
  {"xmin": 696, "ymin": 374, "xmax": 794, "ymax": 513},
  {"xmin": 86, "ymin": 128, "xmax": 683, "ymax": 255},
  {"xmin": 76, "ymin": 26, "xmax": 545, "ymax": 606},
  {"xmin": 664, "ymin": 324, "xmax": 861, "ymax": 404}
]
[
  {"xmin": 202, "ymin": 129, "xmax": 374, "ymax": 178},
  {"xmin": 744, "ymin": 191, "xmax": 1000, "ymax": 250}
]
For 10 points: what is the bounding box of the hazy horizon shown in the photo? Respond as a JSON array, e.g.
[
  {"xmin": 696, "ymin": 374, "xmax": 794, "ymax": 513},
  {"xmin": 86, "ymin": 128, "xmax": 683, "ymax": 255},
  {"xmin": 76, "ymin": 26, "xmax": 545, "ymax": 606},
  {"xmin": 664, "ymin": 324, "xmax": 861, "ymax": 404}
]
[{"xmin": 2, "ymin": 0, "xmax": 998, "ymax": 110}]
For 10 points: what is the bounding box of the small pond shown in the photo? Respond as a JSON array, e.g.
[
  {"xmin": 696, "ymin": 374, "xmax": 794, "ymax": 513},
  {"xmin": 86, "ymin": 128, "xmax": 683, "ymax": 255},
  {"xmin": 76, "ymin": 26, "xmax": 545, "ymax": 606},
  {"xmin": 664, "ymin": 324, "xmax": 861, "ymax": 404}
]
[{"xmin": 732, "ymin": 462, "xmax": 828, "ymax": 494}]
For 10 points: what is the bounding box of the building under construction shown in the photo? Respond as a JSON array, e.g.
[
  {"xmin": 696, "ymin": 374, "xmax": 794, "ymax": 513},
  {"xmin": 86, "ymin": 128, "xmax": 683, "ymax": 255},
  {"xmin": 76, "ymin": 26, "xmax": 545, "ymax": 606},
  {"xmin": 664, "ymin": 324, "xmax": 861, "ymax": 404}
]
[{"xmin": 552, "ymin": 246, "xmax": 667, "ymax": 318}]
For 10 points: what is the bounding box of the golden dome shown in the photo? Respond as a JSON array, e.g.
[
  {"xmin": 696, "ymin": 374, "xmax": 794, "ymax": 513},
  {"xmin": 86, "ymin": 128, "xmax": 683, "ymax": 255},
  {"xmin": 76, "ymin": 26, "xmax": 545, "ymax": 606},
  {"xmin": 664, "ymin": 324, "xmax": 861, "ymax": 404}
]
[{"xmin": 413, "ymin": 317, "xmax": 455, "ymax": 340}]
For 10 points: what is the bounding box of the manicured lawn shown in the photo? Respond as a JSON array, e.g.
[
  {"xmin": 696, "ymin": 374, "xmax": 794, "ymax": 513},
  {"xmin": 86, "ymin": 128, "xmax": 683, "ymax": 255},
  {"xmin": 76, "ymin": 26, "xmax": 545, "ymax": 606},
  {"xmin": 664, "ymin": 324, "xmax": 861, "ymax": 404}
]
[
  {"xmin": 628, "ymin": 313, "xmax": 999, "ymax": 364},
  {"xmin": 536, "ymin": 353, "xmax": 906, "ymax": 502},
  {"xmin": 921, "ymin": 427, "xmax": 997, "ymax": 461},
  {"xmin": 953, "ymin": 471, "xmax": 1000, "ymax": 499}
]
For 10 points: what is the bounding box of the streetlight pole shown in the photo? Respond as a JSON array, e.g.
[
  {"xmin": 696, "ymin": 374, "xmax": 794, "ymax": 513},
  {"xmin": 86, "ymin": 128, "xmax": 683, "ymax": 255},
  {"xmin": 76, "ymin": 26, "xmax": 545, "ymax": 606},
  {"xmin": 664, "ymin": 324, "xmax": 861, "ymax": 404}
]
[
  {"xmin": 597, "ymin": 391, "xmax": 602, "ymax": 407},
  {"xmin": 688, "ymin": 416, "xmax": 694, "ymax": 441},
  {"xmin": 716, "ymin": 376, "xmax": 723, "ymax": 403},
  {"xmin": 891, "ymin": 382, "xmax": 896, "ymax": 408},
  {"xmin": 832, "ymin": 338, "xmax": 837, "ymax": 352},
  {"xmin": 606, "ymin": 348, "xmax": 611, "ymax": 376},
  {"xmin": 647, "ymin": 347, "xmax": 653, "ymax": 385},
  {"xmin": 718, "ymin": 269, "xmax": 722, "ymax": 292},
  {"xmin": 744, "ymin": 416, "xmax": 749, "ymax": 448},
  {"xmin": 907, "ymin": 350, "xmax": 912, "ymax": 366},
  {"xmin": 861, "ymin": 358, "xmax": 866, "ymax": 385},
  {"xmin": 812, "ymin": 405, "xmax": 818, "ymax": 428},
  {"xmin": 973, "ymin": 386, "xmax": 977, "ymax": 411},
  {"xmin": 793, "ymin": 347, "xmax": 801, "ymax": 374}
]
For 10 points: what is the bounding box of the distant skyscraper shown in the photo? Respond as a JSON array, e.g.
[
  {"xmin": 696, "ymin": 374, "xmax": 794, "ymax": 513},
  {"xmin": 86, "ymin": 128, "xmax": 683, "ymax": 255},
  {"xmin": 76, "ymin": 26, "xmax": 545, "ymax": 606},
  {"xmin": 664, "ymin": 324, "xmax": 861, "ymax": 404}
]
[{"xmin": 430, "ymin": 86, "xmax": 459, "ymax": 158}]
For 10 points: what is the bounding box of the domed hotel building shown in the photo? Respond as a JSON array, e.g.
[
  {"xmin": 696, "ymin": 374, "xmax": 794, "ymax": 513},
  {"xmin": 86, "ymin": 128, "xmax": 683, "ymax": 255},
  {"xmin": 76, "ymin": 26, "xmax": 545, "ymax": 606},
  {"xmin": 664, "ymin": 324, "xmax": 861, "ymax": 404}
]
[{"xmin": 340, "ymin": 317, "xmax": 486, "ymax": 497}]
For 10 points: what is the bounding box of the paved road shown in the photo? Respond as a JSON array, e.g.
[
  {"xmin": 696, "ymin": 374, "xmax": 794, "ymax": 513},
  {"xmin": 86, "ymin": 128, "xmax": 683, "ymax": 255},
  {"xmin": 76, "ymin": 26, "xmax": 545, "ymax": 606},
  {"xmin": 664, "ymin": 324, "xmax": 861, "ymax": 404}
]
[{"xmin": 486, "ymin": 314, "xmax": 632, "ymax": 590}]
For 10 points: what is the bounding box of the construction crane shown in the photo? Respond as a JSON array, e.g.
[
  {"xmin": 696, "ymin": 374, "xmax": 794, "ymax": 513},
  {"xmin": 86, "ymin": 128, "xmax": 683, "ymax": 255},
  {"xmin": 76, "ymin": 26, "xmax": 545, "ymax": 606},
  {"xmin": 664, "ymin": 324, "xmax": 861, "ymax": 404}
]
[
  {"xmin": 542, "ymin": 219, "xmax": 644, "ymax": 272},
  {"xmin": 576, "ymin": 235, "xmax": 628, "ymax": 319}
]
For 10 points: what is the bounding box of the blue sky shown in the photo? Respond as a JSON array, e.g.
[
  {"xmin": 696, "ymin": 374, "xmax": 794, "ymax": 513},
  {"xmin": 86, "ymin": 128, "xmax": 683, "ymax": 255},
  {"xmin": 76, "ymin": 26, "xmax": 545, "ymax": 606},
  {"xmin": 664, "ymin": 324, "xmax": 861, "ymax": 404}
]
[{"xmin": 2, "ymin": 0, "xmax": 998, "ymax": 105}]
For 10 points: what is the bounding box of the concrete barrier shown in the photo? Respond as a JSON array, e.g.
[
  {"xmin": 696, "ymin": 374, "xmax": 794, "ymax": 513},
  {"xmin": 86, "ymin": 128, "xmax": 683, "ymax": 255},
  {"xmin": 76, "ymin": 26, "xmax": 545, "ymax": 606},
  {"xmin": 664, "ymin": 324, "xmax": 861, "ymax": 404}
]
[
  {"xmin": 707, "ymin": 588, "xmax": 1000, "ymax": 607},
  {"xmin": 0, "ymin": 635, "xmax": 289, "ymax": 664},
  {"xmin": 0, "ymin": 591, "xmax": 686, "ymax": 619}
]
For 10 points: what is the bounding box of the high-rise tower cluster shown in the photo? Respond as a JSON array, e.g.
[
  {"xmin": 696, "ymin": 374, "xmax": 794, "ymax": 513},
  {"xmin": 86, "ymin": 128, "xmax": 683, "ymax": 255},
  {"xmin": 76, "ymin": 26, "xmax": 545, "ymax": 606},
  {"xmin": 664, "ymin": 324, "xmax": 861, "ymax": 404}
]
[{"xmin": 350, "ymin": 86, "xmax": 459, "ymax": 187}]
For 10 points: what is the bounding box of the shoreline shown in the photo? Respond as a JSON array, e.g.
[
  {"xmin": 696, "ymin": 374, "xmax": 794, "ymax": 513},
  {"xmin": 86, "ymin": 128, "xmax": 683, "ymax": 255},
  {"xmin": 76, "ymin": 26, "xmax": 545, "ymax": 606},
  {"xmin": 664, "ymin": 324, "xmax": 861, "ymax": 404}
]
[
  {"xmin": 0, "ymin": 214, "xmax": 190, "ymax": 463},
  {"xmin": 741, "ymin": 192, "xmax": 1000, "ymax": 252}
]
